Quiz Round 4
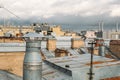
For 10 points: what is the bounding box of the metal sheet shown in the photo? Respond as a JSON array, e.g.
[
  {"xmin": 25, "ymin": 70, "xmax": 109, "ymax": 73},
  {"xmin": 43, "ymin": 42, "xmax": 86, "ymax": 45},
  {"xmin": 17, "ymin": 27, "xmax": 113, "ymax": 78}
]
[
  {"xmin": 56, "ymin": 40, "xmax": 71, "ymax": 48},
  {"xmin": 0, "ymin": 41, "xmax": 47, "ymax": 52},
  {"xmin": 45, "ymin": 54, "xmax": 120, "ymax": 80},
  {"xmin": 23, "ymin": 32, "xmax": 44, "ymax": 38},
  {"xmin": 42, "ymin": 62, "xmax": 72, "ymax": 80},
  {"xmin": 68, "ymin": 49, "xmax": 79, "ymax": 55},
  {"xmin": 41, "ymin": 49, "xmax": 55, "ymax": 59},
  {"xmin": 0, "ymin": 70, "xmax": 22, "ymax": 80}
]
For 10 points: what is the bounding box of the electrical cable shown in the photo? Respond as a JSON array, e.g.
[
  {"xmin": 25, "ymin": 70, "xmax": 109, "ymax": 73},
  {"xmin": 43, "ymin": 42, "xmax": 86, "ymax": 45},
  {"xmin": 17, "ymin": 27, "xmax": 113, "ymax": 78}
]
[{"xmin": 3, "ymin": 7, "xmax": 21, "ymax": 19}]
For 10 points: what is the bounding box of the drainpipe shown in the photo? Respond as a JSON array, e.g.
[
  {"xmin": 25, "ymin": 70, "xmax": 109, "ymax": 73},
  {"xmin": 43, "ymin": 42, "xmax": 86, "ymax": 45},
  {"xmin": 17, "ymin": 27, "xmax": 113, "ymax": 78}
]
[{"xmin": 23, "ymin": 40, "xmax": 42, "ymax": 80}]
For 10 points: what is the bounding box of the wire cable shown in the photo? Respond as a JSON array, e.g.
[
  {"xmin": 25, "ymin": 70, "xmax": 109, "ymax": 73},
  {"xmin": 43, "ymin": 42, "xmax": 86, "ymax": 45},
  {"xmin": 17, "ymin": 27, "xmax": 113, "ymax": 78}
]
[{"xmin": 3, "ymin": 7, "xmax": 21, "ymax": 19}]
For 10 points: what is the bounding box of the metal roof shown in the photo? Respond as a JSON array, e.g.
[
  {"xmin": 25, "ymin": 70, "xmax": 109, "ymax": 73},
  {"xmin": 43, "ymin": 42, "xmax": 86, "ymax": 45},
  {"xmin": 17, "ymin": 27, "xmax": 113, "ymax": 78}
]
[
  {"xmin": 23, "ymin": 32, "xmax": 44, "ymax": 38},
  {"xmin": 42, "ymin": 61, "xmax": 72, "ymax": 80},
  {"xmin": 67, "ymin": 49, "xmax": 80, "ymax": 55},
  {"xmin": 43, "ymin": 54, "xmax": 120, "ymax": 80},
  {"xmin": 0, "ymin": 70, "xmax": 22, "ymax": 80},
  {"xmin": 55, "ymin": 36, "xmax": 72, "ymax": 40},
  {"xmin": 0, "ymin": 54, "xmax": 120, "ymax": 80},
  {"xmin": 41, "ymin": 49, "xmax": 55, "ymax": 59}
]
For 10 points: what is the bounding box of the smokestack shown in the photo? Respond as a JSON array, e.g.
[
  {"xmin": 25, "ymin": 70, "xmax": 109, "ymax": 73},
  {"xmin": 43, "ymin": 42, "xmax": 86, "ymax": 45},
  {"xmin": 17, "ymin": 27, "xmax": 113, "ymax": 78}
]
[
  {"xmin": 101, "ymin": 22, "xmax": 104, "ymax": 32},
  {"xmin": 116, "ymin": 22, "xmax": 119, "ymax": 32},
  {"xmin": 98, "ymin": 22, "xmax": 101, "ymax": 31},
  {"xmin": 23, "ymin": 40, "xmax": 42, "ymax": 80}
]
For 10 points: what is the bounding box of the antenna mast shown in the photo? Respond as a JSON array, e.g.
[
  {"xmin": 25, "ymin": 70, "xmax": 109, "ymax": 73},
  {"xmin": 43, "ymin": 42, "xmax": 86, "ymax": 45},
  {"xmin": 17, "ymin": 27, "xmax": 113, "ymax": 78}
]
[{"xmin": 88, "ymin": 41, "xmax": 96, "ymax": 80}]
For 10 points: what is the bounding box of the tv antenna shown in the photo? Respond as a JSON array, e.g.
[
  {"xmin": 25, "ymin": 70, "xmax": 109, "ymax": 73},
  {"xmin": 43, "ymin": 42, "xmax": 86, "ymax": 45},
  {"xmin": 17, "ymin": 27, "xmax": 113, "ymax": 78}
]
[{"xmin": 88, "ymin": 41, "xmax": 96, "ymax": 80}]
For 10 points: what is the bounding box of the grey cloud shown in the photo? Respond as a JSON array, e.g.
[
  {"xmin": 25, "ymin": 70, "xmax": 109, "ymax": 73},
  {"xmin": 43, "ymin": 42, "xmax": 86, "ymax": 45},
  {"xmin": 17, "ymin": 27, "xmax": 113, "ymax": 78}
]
[
  {"xmin": 0, "ymin": 13, "xmax": 120, "ymax": 28},
  {"xmin": 109, "ymin": 0, "xmax": 120, "ymax": 4},
  {"xmin": 0, "ymin": 0, "xmax": 120, "ymax": 26},
  {"xmin": 52, "ymin": 0, "xmax": 83, "ymax": 7}
]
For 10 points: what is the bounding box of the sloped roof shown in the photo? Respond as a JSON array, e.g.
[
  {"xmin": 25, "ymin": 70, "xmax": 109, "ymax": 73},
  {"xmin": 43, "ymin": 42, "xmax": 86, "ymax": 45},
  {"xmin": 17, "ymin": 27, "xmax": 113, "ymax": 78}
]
[
  {"xmin": 23, "ymin": 32, "xmax": 44, "ymax": 38},
  {"xmin": 43, "ymin": 54, "xmax": 120, "ymax": 80},
  {"xmin": 0, "ymin": 70, "xmax": 22, "ymax": 80}
]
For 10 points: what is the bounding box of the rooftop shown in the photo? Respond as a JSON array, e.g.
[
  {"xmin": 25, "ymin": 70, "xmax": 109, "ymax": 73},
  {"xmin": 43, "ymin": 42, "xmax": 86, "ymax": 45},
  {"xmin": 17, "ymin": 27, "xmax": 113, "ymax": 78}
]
[{"xmin": 42, "ymin": 54, "xmax": 120, "ymax": 80}]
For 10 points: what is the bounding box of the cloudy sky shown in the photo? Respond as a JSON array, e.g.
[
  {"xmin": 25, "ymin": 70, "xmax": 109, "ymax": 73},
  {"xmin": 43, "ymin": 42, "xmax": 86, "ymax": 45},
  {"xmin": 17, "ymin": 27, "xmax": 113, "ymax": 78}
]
[{"xmin": 0, "ymin": 0, "xmax": 120, "ymax": 25}]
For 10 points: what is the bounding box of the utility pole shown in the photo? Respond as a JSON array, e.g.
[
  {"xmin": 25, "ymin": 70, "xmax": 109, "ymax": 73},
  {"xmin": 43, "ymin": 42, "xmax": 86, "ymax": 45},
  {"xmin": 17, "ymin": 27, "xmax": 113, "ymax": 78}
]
[{"xmin": 88, "ymin": 41, "xmax": 96, "ymax": 80}]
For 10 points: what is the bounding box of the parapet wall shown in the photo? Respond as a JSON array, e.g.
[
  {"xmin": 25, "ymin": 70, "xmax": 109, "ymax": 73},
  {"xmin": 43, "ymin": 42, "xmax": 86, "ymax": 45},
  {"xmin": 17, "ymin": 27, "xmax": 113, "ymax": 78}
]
[{"xmin": 0, "ymin": 52, "xmax": 25, "ymax": 76}]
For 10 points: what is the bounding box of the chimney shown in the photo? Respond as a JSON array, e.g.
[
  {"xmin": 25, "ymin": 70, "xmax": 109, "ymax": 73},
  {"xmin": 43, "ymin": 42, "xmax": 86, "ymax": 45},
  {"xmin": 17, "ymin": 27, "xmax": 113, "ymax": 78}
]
[
  {"xmin": 47, "ymin": 38, "xmax": 56, "ymax": 51},
  {"xmin": 23, "ymin": 32, "xmax": 44, "ymax": 80},
  {"xmin": 71, "ymin": 38, "xmax": 84, "ymax": 49},
  {"xmin": 23, "ymin": 41, "xmax": 42, "ymax": 80}
]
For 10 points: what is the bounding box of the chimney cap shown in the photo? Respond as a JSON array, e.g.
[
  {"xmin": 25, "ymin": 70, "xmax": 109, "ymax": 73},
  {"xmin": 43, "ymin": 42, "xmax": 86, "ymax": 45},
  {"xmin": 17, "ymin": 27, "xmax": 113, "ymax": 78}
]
[{"xmin": 23, "ymin": 32, "xmax": 44, "ymax": 41}]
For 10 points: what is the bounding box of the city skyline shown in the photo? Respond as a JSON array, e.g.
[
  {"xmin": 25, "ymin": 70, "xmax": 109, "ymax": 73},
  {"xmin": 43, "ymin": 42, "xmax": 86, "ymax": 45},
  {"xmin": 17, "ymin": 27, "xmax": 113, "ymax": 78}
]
[{"xmin": 0, "ymin": 0, "xmax": 120, "ymax": 25}]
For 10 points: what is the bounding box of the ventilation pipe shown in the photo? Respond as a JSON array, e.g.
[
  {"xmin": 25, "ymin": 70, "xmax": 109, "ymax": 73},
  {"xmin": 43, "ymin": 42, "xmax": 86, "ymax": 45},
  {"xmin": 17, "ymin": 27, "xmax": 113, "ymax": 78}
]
[
  {"xmin": 23, "ymin": 40, "xmax": 42, "ymax": 80},
  {"xmin": 98, "ymin": 39, "xmax": 105, "ymax": 57},
  {"xmin": 99, "ymin": 45, "xmax": 105, "ymax": 57},
  {"xmin": 23, "ymin": 32, "xmax": 44, "ymax": 80}
]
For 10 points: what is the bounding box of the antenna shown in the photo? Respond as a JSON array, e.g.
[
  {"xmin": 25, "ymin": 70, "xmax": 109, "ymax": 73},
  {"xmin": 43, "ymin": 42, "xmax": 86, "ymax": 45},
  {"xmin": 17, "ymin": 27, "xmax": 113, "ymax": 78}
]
[
  {"xmin": 3, "ymin": 7, "xmax": 21, "ymax": 19},
  {"xmin": 0, "ymin": 5, "xmax": 23, "ymax": 36},
  {"xmin": 0, "ymin": 5, "xmax": 21, "ymax": 21},
  {"xmin": 88, "ymin": 41, "xmax": 96, "ymax": 80}
]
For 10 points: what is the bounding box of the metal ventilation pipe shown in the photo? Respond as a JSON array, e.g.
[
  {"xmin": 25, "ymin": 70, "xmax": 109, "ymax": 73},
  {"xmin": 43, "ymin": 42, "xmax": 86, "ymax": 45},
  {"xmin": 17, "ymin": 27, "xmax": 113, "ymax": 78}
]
[
  {"xmin": 23, "ymin": 40, "xmax": 42, "ymax": 80},
  {"xmin": 98, "ymin": 39, "xmax": 105, "ymax": 57},
  {"xmin": 99, "ymin": 46, "xmax": 105, "ymax": 57}
]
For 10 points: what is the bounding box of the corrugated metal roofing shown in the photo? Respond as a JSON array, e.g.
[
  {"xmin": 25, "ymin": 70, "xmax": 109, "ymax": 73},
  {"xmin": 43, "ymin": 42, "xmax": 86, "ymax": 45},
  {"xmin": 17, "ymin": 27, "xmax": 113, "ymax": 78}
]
[
  {"xmin": 0, "ymin": 43, "xmax": 25, "ymax": 52},
  {"xmin": 42, "ymin": 62, "xmax": 72, "ymax": 80},
  {"xmin": 41, "ymin": 49, "xmax": 55, "ymax": 59},
  {"xmin": 0, "ymin": 43, "xmax": 25, "ymax": 46},
  {"xmin": 44, "ymin": 54, "xmax": 120, "ymax": 80},
  {"xmin": 56, "ymin": 37, "xmax": 71, "ymax": 48},
  {"xmin": 79, "ymin": 47, "xmax": 88, "ymax": 54},
  {"xmin": 56, "ymin": 41, "xmax": 71, "ymax": 49},
  {"xmin": 0, "ymin": 41, "xmax": 47, "ymax": 52},
  {"xmin": 0, "ymin": 54, "xmax": 120, "ymax": 80},
  {"xmin": 67, "ymin": 49, "xmax": 80, "ymax": 55}
]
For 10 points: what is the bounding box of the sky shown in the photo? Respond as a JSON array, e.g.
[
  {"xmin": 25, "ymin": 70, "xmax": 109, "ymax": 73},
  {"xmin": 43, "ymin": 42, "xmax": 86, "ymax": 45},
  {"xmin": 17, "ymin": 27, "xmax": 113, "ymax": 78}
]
[{"xmin": 0, "ymin": 0, "xmax": 120, "ymax": 25}]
